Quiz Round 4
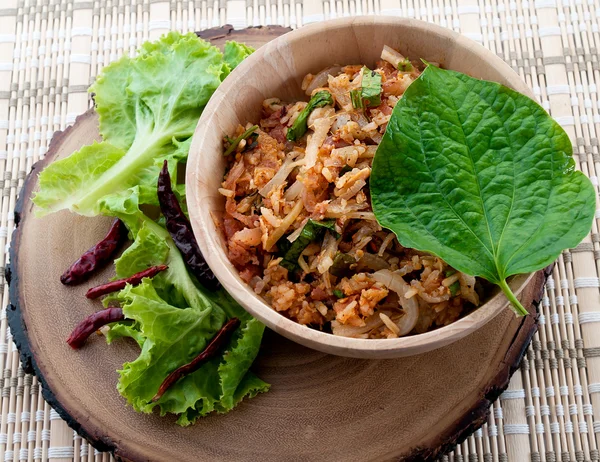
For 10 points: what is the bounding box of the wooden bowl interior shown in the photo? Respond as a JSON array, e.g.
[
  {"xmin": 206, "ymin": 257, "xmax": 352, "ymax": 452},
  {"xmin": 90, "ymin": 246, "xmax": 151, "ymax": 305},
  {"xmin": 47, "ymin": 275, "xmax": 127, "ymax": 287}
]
[{"xmin": 187, "ymin": 16, "xmax": 537, "ymax": 358}]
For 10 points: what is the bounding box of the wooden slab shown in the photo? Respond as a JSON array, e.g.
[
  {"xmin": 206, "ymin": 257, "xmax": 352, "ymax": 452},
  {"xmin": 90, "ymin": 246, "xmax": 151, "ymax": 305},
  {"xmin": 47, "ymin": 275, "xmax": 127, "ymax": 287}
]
[{"xmin": 7, "ymin": 27, "xmax": 547, "ymax": 462}]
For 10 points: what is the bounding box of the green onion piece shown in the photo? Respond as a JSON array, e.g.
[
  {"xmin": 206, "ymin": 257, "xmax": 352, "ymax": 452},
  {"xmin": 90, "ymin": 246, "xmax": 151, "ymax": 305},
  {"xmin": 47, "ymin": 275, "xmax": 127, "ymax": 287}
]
[
  {"xmin": 333, "ymin": 289, "xmax": 345, "ymax": 299},
  {"xmin": 286, "ymin": 91, "xmax": 334, "ymax": 142},
  {"xmin": 350, "ymin": 89, "xmax": 364, "ymax": 109},
  {"xmin": 278, "ymin": 219, "xmax": 338, "ymax": 272},
  {"xmin": 449, "ymin": 281, "xmax": 461, "ymax": 296},
  {"xmin": 444, "ymin": 268, "xmax": 457, "ymax": 277},
  {"xmin": 329, "ymin": 252, "xmax": 356, "ymax": 278},
  {"xmin": 340, "ymin": 165, "xmax": 353, "ymax": 175},
  {"xmin": 245, "ymin": 132, "xmax": 259, "ymax": 151},
  {"xmin": 223, "ymin": 125, "xmax": 259, "ymax": 156},
  {"xmin": 398, "ymin": 59, "xmax": 413, "ymax": 72},
  {"xmin": 360, "ymin": 67, "xmax": 382, "ymax": 107}
]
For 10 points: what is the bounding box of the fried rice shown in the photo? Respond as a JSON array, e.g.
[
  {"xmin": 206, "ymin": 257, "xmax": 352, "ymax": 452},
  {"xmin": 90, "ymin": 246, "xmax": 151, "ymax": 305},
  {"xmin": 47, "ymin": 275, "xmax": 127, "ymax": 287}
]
[{"xmin": 217, "ymin": 46, "xmax": 482, "ymax": 339}]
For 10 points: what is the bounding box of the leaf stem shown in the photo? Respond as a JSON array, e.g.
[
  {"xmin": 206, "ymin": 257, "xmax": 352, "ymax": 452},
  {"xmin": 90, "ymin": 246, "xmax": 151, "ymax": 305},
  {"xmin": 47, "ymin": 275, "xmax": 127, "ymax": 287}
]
[{"xmin": 498, "ymin": 278, "xmax": 528, "ymax": 316}]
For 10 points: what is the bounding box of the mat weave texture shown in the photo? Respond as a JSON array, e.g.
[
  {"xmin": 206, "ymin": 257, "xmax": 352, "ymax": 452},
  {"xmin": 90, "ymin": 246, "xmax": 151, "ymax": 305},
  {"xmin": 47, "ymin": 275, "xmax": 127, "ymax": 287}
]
[{"xmin": 0, "ymin": 1, "xmax": 599, "ymax": 461}]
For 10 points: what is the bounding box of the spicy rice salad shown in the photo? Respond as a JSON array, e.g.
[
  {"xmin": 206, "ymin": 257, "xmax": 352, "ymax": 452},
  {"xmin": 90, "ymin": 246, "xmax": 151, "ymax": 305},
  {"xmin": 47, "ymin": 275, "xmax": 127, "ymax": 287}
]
[{"xmin": 217, "ymin": 45, "xmax": 483, "ymax": 339}]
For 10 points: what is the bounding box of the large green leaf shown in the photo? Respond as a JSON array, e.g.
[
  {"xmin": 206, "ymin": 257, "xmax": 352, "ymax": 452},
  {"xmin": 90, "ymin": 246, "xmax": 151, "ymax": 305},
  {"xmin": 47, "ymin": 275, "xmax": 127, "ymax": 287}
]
[
  {"xmin": 371, "ymin": 65, "xmax": 595, "ymax": 315},
  {"xmin": 33, "ymin": 32, "xmax": 225, "ymax": 217}
]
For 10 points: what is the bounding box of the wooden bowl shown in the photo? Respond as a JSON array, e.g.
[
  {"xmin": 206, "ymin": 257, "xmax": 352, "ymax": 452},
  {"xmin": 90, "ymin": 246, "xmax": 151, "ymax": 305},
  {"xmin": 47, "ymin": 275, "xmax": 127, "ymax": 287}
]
[{"xmin": 187, "ymin": 16, "xmax": 538, "ymax": 359}]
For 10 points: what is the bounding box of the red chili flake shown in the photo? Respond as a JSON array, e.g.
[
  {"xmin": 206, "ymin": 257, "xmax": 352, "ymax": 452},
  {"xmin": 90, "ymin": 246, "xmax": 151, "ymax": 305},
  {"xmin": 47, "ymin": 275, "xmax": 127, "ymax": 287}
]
[
  {"xmin": 151, "ymin": 317, "xmax": 240, "ymax": 402},
  {"xmin": 66, "ymin": 308, "xmax": 125, "ymax": 349},
  {"xmin": 85, "ymin": 265, "xmax": 168, "ymax": 299},
  {"xmin": 157, "ymin": 160, "xmax": 220, "ymax": 290},
  {"xmin": 60, "ymin": 219, "xmax": 128, "ymax": 285}
]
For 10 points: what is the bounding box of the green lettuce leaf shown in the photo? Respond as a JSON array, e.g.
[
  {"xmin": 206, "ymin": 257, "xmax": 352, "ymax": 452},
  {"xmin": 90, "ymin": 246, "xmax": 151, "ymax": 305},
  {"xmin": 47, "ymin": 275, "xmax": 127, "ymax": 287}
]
[
  {"xmin": 223, "ymin": 41, "xmax": 255, "ymax": 72},
  {"xmin": 107, "ymin": 212, "xmax": 268, "ymax": 424},
  {"xmin": 114, "ymin": 222, "xmax": 170, "ymax": 277},
  {"xmin": 371, "ymin": 64, "xmax": 595, "ymax": 315},
  {"xmin": 105, "ymin": 322, "xmax": 145, "ymax": 348},
  {"xmin": 113, "ymin": 278, "xmax": 268, "ymax": 426},
  {"xmin": 33, "ymin": 32, "xmax": 225, "ymax": 217},
  {"xmin": 93, "ymin": 32, "xmax": 226, "ymax": 151}
]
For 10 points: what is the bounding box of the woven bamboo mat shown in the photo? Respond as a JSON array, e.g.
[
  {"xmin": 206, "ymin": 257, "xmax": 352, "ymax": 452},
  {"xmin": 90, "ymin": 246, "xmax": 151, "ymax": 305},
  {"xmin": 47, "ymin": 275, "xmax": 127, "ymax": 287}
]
[{"xmin": 0, "ymin": 0, "xmax": 598, "ymax": 461}]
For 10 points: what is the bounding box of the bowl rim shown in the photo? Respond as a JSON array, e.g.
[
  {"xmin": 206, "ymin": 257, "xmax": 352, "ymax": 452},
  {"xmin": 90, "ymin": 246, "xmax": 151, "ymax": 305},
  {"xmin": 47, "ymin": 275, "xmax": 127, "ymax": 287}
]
[{"xmin": 187, "ymin": 15, "xmax": 537, "ymax": 358}]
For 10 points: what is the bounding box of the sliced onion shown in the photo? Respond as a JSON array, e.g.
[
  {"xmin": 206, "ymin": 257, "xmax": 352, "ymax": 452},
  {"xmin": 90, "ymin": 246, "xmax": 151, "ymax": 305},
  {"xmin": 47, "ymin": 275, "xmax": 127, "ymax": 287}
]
[
  {"xmin": 315, "ymin": 232, "xmax": 339, "ymax": 274},
  {"xmin": 284, "ymin": 179, "xmax": 304, "ymax": 201},
  {"xmin": 381, "ymin": 45, "xmax": 406, "ymax": 68},
  {"xmin": 308, "ymin": 107, "xmax": 333, "ymax": 128},
  {"xmin": 378, "ymin": 233, "xmax": 395, "ymax": 257},
  {"xmin": 286, "ymin": 217, "xmax": 308, "ymax": 243},
  {"xmin": 304, "ymin": 113, "xmax": 334, "ymax": 169},
  {"xmin": 331, "ymin": 112, "xmax": 352, "ymax": 132},
  {"xmin": 372, "ymin": 269, "xmax": 407, "ymax": 295},
  {"xmin": 352, "ymin": 112, "xmax": 371, "ymax": 128},
  {"xmin": 324, "ymin": 209, "xmax": 372, "ymax": 219},
  {"xmin": 232, "ymin": 227, "xmax": 262, "ymax": 247},
  {"xmin": 259, "ymin": 157, "xmax": 305, "ymax": 197},
  {"xmin": 222, "ymin": 159, "xmax": 245, "ymax": 190},
  {"xmin": 357, "ymin": 253, "xmax": 390, "ymax": 271},
  {"xmin": 305, "ymin": 66, "xmax": 342, "ymax": 95},
  {"xmin": 459, "ymin": 272, "xmax": 480, "ymax": 305},
  {"xmin": 332, "ymin": 313, "xmax": 384, "ymax": 337},
  {"xmin": 394, "ymin": 302, "xmax": 419, "ymax": 336},
  {"xmin": 264, "ymin": 200, "xmax": 304, "ymax": 251},
  {"xmin": 338, "ymin": 179, "xmax": 366, "ymax": 200},
  {"xmin": 346, "ymin": 212, "xmax": 377, "ymax": 220},
  {"xmin": 372, "ymin": 269, "xmax": 419, "ymax": 335},
  {"xmin": 323, "ymin": 200, "xmax": 369, "ymax": 218}
]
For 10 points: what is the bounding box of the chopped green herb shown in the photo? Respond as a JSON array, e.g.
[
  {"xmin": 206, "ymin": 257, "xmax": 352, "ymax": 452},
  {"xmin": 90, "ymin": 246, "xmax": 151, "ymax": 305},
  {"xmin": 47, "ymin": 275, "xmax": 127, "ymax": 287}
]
[
  {"xmin": 286, "ymin": 91, "xmax": 334, "ymax": 142},
  {"xmin": 398, "ymin": 59, "xmax": 413, "ymax": 72},
  {"xmin": 243, "ymin": 132, "xmax": 259, "ymax": 152},
  {"xmin": 333, "ymin": 289, "xmax": 345, "ymax": 299},
  {"xmin": 444, "ymin": 269, "xmax": 456, "ymax": 277},
  {"xmin": 329, "ymin": 252, "xmax": 356, "ymax": 278},
  {"xmin": 223, "ymin": 125, "xmax": 259, "ymax": 156},
  {"xmin": 449, "ymin": 281, "xmax": 461, "ymax": 296},
  {"xmin": 340, "ymin": 165, "xmax": 353, "ymax": 175},
  {"xmin": 360, "ymin": 67, "xmax": 382, "ymax": 107},
  {"xmin": 278, "ymin": 219, "xmax": 338, "ymax": 272},
  {"xmin": 350, "ymin": 89, "xmax": 364, "ymax": 109}
]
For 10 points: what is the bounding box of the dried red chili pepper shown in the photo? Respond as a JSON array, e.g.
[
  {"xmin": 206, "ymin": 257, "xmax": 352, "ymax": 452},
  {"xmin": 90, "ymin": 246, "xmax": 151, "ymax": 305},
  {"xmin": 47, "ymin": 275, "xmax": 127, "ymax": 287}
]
[
  {"xmin": 151, "ymin": 317, "xmax": 240, "ymax": 402},
  {"xmin": 60, "ymin": 219, "xmax": 128, "ymax": 285},
  {"xmin": 67, "ymin": 308, "xmax": 125, "ymax": 349},
  {"xmin": 157, "ymin": 160, "xmax": 219, "ymax": 290},
  {"xmin": 85, "ymin": 265, "xmax": 168, "ymax": 299}
]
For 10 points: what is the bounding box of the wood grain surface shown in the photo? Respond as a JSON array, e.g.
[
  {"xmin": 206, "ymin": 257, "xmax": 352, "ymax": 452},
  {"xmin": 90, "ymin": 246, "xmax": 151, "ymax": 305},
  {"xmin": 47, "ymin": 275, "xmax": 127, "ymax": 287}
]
[{"xmin": 7, "ymin": 26, "xmax": 546, "ymax": 462}]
